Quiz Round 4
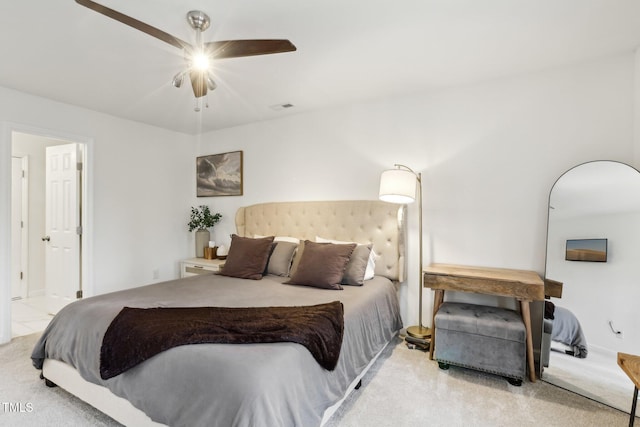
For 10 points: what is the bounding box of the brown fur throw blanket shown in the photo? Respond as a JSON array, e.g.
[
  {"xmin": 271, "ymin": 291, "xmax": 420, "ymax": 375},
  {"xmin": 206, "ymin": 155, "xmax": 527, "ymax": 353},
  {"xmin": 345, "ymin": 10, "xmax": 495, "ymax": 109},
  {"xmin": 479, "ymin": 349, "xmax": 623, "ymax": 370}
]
[{"xmin": 100, "ymin": 301, "xmax": 344, "ymax": 379}]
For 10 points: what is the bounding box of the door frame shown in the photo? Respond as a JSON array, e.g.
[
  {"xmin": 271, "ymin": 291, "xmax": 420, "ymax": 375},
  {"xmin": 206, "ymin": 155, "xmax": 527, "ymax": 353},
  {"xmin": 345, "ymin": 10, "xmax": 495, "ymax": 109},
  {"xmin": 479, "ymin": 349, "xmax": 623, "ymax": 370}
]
[
  {"xmin": 0, "ymin": 122, "xmax": 93, "ymax": 344},
  {"xmin": 11, "ymin": 155, "xmax": 28, "ymax": 300}
]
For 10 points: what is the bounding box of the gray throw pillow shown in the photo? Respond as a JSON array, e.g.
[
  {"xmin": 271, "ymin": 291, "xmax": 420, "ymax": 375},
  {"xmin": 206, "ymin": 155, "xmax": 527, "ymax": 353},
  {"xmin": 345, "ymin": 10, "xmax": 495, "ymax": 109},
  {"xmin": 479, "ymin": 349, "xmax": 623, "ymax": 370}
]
[
  {"xmin": 265, "ymin": 241, "xmax": 298, "ymax": 276},
  {"xmin": 288, "ymin": 240, "xmax": 306, "ymax": 278},
  {"xmin": 342, "ymin": 244, "xmax": 373, "ymax": 286}
]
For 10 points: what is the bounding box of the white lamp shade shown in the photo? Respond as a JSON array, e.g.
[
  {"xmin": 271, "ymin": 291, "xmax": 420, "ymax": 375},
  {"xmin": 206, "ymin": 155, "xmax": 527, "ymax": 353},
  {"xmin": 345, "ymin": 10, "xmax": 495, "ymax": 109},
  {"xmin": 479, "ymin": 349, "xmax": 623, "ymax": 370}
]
[{"xmin": 379, "ymin": 168, "xmax": 417, "ymax": 204}]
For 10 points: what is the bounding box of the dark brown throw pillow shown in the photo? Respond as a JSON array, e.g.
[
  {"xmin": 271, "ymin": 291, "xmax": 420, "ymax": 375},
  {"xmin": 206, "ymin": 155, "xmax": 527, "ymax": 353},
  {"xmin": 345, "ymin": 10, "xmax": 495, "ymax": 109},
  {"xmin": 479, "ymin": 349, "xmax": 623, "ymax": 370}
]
[
  {"xmin": 285, "ymin": 241, "xmax": 356, "ymax": 290},
  {"xmin": 220, "ymin": 235, "xmax": 275, "ymax": 280}
]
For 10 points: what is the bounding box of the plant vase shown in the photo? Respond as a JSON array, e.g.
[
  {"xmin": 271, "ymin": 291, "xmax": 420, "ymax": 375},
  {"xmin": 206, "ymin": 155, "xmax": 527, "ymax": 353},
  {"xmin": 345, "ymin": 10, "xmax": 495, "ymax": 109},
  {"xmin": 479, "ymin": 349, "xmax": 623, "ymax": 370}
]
[
  {"xmin": 195, "ymin": 229, "xmax": 210, "ymax": 258},
  {"xmin": 188, "ymin": 205, "xmax": 222, "ymax": 257}
]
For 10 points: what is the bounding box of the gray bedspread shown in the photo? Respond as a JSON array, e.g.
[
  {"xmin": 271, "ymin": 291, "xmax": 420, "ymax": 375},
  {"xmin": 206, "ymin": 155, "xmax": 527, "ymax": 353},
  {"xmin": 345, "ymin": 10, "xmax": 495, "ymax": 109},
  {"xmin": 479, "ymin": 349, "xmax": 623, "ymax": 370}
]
[
  {"xmin": 551, "ymin": 306, "xmax": 588, "ymax": 358},
  {"xmin": 31, "ymin": 274, "xmax": 402, "ymax": 427}
]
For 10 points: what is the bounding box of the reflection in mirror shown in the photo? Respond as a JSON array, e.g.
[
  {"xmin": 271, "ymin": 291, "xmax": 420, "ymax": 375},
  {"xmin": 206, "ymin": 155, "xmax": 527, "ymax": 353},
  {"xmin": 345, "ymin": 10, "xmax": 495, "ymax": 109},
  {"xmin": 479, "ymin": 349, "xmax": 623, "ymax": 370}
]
[{"xmin": 542, "ymin": 161, "xmax": 640, "ymax": 414}]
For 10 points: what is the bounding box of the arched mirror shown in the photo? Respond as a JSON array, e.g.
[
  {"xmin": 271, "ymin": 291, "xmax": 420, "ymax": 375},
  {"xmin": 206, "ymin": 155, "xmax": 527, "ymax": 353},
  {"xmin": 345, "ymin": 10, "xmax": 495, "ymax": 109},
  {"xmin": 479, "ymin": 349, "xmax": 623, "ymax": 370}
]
[{"xmin": 541, "ymin": 160, "xmax": 640, "ymax": 414}]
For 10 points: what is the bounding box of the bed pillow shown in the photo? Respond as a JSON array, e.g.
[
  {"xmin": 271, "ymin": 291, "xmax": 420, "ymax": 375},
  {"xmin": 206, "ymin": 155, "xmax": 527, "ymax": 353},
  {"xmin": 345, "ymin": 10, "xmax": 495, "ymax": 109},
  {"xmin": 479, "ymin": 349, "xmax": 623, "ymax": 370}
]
[
  {"xmin": 254, "ymin": 234, "xmax": 300, "ymax": 244},
  {"xmin": 264, "ymin": 241, "xmax": 298, "ymax": 276},
  {"xmin": 316, "ymin": 236, "xmax": 376, "ymax": 282},
  {"xmin": 288, "ymin": 239, "xmax": 307, "ymax": 277},
  {"xmin": 340, "ymin": 244, "xmax": 373, "ymax": 286},
  {"xmin": 285, "ymin": 241, "xmax": 356, "ymax": 290},
  {"xmin": 220, "ymin": 235, "xmax": 275, "ymax": 280}
]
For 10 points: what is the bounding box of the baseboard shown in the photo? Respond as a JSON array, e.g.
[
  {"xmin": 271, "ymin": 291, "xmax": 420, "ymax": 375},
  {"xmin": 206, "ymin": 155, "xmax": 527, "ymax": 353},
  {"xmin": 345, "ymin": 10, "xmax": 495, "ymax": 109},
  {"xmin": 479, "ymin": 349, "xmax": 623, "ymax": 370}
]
[{"xmin": 27, "ymin": 289, "xmax": 45, "ymax": 298}]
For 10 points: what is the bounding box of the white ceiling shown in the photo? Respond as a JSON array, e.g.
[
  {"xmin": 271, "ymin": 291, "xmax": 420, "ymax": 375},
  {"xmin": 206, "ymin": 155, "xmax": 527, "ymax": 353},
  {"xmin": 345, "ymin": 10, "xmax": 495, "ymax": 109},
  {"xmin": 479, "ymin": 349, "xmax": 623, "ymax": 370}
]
[{"xmin": 3, "ymin": 0, "xmax": 640, "ymax": 134}]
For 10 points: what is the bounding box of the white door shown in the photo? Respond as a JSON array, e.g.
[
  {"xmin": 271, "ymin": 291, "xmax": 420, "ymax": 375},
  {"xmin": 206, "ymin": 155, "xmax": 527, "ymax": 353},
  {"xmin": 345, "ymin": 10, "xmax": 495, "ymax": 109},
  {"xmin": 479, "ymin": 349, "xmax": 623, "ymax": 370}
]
[
  {"xmin": 45, "ymin": 144, "xmax": 81, "ymax": 314},
  {"xmin": 11, "ymin": 156, "xmax": 28, "ymax": 300}
]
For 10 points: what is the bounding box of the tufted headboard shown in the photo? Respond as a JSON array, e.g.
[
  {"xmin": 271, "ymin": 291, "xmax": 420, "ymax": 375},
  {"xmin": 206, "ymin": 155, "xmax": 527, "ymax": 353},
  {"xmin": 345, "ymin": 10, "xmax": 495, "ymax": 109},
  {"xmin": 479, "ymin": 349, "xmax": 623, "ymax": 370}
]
[{"xmin": 235, "ymin": 200, "xmax": 407, "ymax": 282}]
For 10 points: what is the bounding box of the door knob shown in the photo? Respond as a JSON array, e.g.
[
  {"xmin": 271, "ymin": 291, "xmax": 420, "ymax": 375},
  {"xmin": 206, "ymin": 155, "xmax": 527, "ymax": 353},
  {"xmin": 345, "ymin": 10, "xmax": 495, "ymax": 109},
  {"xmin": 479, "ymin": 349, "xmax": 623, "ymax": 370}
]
[{"xmin": 42, "ymin": 236, "xmax": 50, "ymax": 242}]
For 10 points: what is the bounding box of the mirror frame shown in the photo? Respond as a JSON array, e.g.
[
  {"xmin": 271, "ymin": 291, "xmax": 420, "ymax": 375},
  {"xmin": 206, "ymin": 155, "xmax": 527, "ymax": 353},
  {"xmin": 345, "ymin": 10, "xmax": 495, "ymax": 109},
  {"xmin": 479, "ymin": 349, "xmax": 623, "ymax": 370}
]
[{"xmin": 540, "ymin": 159, "xmax": 640, "ymax": 402}]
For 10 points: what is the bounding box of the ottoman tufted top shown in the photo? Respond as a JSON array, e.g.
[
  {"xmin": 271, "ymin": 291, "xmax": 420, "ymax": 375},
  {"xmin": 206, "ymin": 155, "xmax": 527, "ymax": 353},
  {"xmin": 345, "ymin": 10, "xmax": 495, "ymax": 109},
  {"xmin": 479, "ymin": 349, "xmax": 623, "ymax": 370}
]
[{"xmin": 435, "ymin": 302, "xmax": 525, "ymax": 343}]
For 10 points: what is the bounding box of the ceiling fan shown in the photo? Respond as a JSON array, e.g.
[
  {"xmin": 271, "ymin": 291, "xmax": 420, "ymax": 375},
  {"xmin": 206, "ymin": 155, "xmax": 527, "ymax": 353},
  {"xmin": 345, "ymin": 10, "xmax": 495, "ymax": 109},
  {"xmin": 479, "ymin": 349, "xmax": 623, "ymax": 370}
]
[{"xmin": 75, "ymin": 0, "xmax": 296, "ymax": 107}]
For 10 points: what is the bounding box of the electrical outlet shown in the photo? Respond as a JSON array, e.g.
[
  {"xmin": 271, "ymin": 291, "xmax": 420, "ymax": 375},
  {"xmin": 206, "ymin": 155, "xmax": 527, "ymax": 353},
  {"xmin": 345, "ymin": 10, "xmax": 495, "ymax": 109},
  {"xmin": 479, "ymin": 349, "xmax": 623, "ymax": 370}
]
[
  {"xmin": 608, "ymin": 320, "xmax": 623, "ymax": 339},
  {"xmin": 152, "ymin": 268, "xmax": 160, "ymax": 280}
]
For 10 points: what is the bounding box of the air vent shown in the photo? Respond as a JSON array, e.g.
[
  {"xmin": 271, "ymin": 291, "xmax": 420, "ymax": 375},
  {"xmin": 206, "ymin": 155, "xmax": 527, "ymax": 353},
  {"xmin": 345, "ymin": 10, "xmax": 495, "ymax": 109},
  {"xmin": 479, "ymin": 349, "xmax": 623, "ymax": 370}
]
[{"xmin": 270, "ymin": 103, "xmax": 295, "ymax": 111}]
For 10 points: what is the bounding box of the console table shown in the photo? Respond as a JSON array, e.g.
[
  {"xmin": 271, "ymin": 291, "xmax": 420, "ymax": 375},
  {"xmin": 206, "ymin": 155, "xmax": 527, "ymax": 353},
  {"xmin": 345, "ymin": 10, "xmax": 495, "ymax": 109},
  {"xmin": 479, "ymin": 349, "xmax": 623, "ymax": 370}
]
[
  {"xmin": 424, "ymin": 263, "xmax": 545, "ymax": 382},
  {"xmin": 618, "ymin": 352, "xmax": 640, "ymax": 426}
]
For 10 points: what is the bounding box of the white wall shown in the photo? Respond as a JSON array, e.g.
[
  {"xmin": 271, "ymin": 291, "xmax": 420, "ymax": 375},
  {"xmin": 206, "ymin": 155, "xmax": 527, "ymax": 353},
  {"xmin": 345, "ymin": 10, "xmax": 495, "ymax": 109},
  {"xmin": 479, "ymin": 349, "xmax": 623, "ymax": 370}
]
[
  {"xmin": 0, "ymin": 87, "xmax": 195, "ymax": 343},
  {"xmin": 195, "ymin": 53, "xmax": 636, "ymax": 335}
]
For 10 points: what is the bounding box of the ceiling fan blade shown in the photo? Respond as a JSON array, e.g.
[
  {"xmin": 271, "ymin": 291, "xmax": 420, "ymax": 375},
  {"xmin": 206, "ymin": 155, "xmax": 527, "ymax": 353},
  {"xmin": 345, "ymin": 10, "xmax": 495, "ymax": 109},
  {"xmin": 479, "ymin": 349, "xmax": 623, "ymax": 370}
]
[
  {"xmin": 205, "ymin": 39, "xmax": 296, "ymax": 59},
  {"xmin": 190, "ymin": 71, "xmax": 207, "ymax": 98},
  {"xmin": 75, "ymin": 0, "xmax": 191, "ymax": 50}
]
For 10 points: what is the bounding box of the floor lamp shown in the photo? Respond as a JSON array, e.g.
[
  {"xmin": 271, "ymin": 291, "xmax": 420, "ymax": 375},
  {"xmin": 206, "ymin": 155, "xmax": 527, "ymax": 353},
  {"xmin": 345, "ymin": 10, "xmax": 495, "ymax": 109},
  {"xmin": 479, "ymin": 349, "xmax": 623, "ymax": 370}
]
[{"xmin": 379, "ymin": 164, "xmax": 431, "ymax": 340}]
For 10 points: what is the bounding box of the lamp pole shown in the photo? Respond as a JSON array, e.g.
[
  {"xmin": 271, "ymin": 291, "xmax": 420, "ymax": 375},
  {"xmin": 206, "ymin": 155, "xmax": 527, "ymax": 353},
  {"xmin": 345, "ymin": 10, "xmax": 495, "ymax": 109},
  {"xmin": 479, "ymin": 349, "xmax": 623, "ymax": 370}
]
[
  {"xmin": 379, "ymin": 164, "xmax": 429, "ymax": 339},
  {"xmin": 392, "ymin": 165, "xmax": 429, "ymax": 339}
]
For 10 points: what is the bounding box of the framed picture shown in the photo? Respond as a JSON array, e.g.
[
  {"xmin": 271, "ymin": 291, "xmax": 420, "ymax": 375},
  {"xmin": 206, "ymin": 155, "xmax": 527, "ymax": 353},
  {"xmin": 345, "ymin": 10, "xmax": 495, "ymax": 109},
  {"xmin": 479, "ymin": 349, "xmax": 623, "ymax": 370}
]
[{"xmin": 196, "ymin": 151, "xmax": 243, "ymax": 197}]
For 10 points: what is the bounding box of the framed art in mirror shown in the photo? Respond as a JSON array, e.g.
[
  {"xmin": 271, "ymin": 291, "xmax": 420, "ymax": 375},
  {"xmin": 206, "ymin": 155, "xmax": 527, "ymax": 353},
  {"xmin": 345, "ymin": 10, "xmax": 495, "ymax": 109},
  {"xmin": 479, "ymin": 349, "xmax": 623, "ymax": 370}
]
[
  {"xmin": 565, "ymin": 238, "xmax": 607, "ymax": 262},
  {"xmin": 196, "ymin": 151, "xmax": 243, "ymax": 197}
]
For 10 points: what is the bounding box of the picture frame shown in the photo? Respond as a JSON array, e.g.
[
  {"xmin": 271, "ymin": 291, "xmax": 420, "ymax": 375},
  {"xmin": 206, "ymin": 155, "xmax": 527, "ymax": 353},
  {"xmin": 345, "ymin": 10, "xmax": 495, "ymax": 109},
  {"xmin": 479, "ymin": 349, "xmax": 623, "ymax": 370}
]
[
  {"xmin": 565, "ymin": 238, "xmax": 607, "ymax": 262},
  {"xmin": 196, "ymin": 150, "xmax": 243, "ymax": 197}
]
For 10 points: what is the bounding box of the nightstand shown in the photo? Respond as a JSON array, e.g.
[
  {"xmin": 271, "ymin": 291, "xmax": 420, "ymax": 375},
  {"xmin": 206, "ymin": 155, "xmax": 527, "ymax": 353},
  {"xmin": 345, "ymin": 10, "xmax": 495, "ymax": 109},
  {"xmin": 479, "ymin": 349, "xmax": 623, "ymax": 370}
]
[{"xmin": 180, "ymin": 258, "xmax": 225, "ymax": 278}]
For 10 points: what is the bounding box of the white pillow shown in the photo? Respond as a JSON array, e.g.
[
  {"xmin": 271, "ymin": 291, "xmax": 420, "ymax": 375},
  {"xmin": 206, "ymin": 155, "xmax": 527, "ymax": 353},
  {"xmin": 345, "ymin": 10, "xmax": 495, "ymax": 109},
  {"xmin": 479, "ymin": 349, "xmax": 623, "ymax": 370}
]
[
  {"xmin": 315, "ymin": 236, "xmax": 376, "ymax": 280},
  {"xmin": 254, "ymin": 234, "xmax": 300, "ymax": 244}
]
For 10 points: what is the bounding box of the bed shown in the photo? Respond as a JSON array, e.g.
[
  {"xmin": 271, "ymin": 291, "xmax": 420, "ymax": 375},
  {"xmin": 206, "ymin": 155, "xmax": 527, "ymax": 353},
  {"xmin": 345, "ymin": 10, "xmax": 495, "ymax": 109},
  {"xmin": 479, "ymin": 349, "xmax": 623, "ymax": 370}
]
[
  {"xmin": 543, "ymin": 301, "xmax": 588, "ymax": 362},
  {"xmin": 550, "ymin": 305, "xmax": 588, "ymax": 358},
  {"xmin": 31, "ymin": 200, "xmax": 406, "ymax": 427}
]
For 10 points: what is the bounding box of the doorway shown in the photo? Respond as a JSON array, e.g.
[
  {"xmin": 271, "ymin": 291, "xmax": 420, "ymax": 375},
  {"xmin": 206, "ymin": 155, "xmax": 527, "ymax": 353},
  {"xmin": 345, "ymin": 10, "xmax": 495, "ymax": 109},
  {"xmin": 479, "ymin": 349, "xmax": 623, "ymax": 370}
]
[{"xmin": 11, "ymin": 131, "xmax": 87, "ymax": 336}]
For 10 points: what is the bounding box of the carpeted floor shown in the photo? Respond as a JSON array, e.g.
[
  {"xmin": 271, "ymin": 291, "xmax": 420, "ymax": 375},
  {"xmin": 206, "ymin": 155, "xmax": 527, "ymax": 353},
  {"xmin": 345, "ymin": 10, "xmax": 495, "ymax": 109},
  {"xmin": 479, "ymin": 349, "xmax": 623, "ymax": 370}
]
[
  {"xmin": 0, "ymin": 332, "xmax": 119, "ymax": 426},
  {"xmin": 0, "ymin": 333, "xmax": 633, "ymax": 426},
  {"xmin": 542, "ymin": 346, "xmax": 635, "ymax": 414}
]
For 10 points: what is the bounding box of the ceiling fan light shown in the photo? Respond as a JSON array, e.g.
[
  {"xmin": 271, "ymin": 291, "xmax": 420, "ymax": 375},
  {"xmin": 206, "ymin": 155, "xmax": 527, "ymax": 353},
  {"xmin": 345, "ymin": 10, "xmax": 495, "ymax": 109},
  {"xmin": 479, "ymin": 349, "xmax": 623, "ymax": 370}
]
[
  {"xmin": 172, "ymin": 71, "xmax": 185, "ymax": 88},
  {"xmin": 206, "ymin": 73, "xmax": 217, "ymax": 91},
  {"xmin": 192, "ymin": 52, "xmax": 210, "ymax": 71}
]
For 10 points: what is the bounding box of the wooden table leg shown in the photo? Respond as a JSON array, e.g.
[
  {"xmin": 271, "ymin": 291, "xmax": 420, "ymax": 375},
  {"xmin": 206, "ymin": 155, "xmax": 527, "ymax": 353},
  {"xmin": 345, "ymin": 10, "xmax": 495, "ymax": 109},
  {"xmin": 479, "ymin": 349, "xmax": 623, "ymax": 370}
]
[
  {"xmin": 630, "ymin": 386, "xmax": 637, "ymax": 427},
  {"xmin": 520, "ymin": 300, "xmax": 536, "ymax": 382},
  {"xmin": 429, "ymin": 289, "xmax": 444, "ymax": 360}
]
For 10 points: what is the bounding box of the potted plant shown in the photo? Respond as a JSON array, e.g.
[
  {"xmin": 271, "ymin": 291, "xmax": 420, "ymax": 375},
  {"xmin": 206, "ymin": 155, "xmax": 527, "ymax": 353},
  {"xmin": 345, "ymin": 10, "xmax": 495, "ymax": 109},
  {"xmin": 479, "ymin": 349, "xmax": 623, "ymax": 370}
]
[{"xmin": 188, "ymin": 205, "xmax": 222, "ymax": 257}]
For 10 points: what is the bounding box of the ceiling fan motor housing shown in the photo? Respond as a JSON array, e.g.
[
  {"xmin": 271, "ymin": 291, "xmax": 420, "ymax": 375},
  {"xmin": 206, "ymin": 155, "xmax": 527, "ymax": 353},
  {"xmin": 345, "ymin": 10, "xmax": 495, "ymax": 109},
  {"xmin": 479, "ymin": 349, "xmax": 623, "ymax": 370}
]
[{"xmin": 187, "ymin": 11, "xmax": 210, "ymax": 32}]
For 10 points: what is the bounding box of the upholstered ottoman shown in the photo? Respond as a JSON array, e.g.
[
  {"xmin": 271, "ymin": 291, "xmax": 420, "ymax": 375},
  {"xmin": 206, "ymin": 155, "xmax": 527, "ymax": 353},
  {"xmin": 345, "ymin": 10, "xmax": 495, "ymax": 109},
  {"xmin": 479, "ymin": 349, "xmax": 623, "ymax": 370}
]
[{"xmin": 434, "ymin": 302, "xmax": 526, "ymax": 385}]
